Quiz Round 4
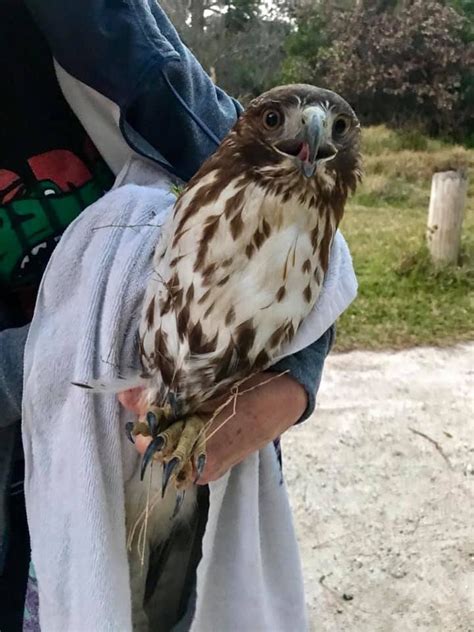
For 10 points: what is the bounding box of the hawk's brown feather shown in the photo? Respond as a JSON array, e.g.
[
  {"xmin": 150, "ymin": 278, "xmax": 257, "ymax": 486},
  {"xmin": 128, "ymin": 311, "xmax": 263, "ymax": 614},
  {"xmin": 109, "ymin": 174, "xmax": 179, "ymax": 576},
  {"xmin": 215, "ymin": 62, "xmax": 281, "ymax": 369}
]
[{"xmin": 139, "ymin": 84, "xmax": 361, "ymax": 415}]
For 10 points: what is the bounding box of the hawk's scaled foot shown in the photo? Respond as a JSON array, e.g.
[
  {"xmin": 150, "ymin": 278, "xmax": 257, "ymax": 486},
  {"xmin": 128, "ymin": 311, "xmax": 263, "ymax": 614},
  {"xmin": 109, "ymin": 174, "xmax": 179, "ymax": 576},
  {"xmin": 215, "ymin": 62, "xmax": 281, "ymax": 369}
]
[
  {"xmin": 159, "ymin": 415, "xmax": 207, "ymax": 494},
  {"xmin": 132, "ymin": 410, "xmax": 207, "ymax": 494}
]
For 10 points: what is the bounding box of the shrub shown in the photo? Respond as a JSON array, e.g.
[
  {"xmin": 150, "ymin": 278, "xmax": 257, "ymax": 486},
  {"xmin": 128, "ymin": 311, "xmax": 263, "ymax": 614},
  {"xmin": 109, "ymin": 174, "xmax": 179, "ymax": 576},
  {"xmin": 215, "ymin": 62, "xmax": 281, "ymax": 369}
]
[{"xmin": 282, "ymin": 1, "xmax": 474, "ymax": 141}]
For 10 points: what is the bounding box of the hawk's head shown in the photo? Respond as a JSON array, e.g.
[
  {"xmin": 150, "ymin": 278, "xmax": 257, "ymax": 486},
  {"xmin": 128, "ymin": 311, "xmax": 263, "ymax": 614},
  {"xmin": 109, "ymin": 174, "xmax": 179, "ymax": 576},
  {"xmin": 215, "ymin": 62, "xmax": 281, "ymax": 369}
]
[{"xmin": 231, "ymin": 84, "xmax": 361, "ymax": 200}]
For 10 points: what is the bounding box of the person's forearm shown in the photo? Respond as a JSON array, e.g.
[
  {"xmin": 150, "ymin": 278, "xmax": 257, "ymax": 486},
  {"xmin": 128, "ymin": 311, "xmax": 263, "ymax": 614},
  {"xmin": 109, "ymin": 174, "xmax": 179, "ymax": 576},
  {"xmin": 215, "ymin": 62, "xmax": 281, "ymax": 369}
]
[
  {"xmin": 196, "ymin": 372, "xmax": 307, "ymax": 484},
  {"xmin": 0, "ymin": 325, "xmax": 29, "ymax": 427},
  {"xmin": 122, "ymin": 327, "xmax": 336, "ymax": 483},
  {"xmin": 196, "ymin": 327, "xmax": 335, "ymax": 482},
  {"xmin": 270, "ymin": 325, "xmax": 335, "ymax": 422}
]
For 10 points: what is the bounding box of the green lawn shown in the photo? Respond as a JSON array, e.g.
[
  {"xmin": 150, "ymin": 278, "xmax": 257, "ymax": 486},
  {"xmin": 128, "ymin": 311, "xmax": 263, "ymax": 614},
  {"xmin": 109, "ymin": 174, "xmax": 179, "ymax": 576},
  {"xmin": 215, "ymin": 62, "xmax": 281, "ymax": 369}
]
[{"xmin": 336, "ymin": 126, "xmax": 474, "ymax": 351}]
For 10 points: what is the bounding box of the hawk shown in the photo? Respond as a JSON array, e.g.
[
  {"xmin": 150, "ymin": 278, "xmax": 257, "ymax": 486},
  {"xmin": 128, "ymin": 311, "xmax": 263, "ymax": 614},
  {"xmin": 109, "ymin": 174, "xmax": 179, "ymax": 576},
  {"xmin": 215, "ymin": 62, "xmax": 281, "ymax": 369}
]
[{"xmin": 132, "ymin": 83, "xmax": 361, "ymax": 495}]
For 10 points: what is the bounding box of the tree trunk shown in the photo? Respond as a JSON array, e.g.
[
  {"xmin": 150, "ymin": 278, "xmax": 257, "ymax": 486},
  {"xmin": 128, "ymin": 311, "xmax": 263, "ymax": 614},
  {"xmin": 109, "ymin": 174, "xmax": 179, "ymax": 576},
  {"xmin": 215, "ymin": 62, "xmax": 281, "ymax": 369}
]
[
  {"xmin": 161, "ymin": 1, "xmax": 190, "ymax": 33},
  {"xmin": 426, "ymin": 170, "xmax": 468, "ymax": 265},
  {"xmin": 190, "ymin": 0, "xmax": 206, "ymax": 34}
]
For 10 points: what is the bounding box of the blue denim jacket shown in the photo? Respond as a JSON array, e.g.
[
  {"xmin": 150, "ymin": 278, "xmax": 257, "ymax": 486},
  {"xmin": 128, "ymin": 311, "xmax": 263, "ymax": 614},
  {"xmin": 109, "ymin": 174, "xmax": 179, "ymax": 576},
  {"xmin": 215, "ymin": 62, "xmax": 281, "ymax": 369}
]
[{"xmin": 26, "ymin": 0, "xmax": 243, "ymax": 182}]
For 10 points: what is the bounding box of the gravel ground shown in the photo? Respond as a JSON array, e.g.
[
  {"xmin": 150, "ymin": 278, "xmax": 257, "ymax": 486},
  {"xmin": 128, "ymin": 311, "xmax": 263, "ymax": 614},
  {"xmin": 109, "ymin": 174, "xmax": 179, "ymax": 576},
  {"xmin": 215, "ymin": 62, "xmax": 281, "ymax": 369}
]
[{"xmin": 283, "ymin": 343, "xmax": 474, "ymax": 632}]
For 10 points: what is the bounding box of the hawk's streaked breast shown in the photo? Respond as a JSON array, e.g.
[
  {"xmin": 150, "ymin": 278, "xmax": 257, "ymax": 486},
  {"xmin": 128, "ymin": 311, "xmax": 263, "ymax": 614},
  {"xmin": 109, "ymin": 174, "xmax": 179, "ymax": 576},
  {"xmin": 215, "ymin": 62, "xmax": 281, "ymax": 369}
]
[{"xmin": 139, "ymin": 84, "xmax": 361, "ymax": 414}]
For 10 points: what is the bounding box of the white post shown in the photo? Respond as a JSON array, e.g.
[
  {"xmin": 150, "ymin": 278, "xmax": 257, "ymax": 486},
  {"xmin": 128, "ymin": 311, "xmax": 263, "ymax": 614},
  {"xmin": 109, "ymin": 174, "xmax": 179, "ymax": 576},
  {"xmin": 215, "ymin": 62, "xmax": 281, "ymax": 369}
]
[{"xmin": 427, "ymin": 170, "xmax": 468, "ymax": 265}]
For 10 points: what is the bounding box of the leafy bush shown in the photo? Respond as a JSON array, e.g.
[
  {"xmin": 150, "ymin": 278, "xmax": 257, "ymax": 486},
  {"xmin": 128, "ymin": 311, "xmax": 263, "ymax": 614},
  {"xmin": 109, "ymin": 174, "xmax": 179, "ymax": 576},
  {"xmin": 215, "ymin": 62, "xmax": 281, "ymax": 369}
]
[{"xmin": 282, "ymin": 1, "xmax": 474, "ymax": 141}]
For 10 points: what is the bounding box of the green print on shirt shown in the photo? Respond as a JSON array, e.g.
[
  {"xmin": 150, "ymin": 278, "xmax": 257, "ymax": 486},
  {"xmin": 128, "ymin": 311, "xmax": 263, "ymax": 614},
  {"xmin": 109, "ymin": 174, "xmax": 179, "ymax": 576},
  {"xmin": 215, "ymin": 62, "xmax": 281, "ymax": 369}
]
[{"xmin": 0, "ymin": 148, "xmax": 113, "ymax": 289}]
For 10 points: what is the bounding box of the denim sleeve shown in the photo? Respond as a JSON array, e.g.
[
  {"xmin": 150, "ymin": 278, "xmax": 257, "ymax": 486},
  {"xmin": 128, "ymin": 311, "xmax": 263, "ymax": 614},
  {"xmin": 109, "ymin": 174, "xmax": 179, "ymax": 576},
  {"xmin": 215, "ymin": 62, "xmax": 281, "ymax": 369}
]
[
  {"xmin": 0, "ymin": 325, "xmax": 29, "ymax": 428},
  {"xmin": 269, "ymin": 326, "xmax": 335, "ymax": 423},
  {"xmin": 25, "ymin": 0, "xmax": 242, "ymax": 181}
]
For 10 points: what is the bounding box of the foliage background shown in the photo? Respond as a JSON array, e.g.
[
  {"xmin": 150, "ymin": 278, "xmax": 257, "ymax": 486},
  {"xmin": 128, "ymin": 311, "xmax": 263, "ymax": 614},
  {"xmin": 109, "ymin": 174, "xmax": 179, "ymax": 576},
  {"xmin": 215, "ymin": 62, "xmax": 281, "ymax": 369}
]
[{"xmin": 163, "ymin": 0, "xmax": 473, "ymax": 142}]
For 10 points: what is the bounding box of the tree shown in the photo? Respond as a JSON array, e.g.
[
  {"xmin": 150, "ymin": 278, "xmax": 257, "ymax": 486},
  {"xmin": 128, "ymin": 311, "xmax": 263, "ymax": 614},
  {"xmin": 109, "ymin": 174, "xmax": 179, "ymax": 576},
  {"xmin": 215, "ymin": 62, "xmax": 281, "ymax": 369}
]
[
  {"xmin": 281, "ymin": 0, "xmax": 473, "ymax": 138},
  {"xmin": 162, "ymin": 0, "xmax": 290, "ymax": 100}
]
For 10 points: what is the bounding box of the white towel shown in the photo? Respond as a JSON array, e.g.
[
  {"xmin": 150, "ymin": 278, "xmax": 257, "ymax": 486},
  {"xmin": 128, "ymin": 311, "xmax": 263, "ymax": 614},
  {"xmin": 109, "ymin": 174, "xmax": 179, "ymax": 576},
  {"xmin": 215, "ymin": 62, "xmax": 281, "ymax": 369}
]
[{"xmin": 22, "ymin": 156, "xmax": 357, "ymax": 631}]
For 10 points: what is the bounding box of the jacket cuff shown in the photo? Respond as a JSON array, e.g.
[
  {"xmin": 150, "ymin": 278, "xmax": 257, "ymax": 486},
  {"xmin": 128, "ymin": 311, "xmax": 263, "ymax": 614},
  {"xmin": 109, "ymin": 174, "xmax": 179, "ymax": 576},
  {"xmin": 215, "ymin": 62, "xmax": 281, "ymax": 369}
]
[{"xmin": 268, "ymin": 325, "xmax": 335, "ymax": 423}]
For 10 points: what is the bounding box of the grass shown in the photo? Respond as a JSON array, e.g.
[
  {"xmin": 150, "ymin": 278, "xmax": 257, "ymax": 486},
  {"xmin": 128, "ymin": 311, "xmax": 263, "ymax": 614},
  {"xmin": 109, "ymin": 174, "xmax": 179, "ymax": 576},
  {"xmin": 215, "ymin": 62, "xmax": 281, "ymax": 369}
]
[{"xmin": 335, "ymin": 125, "xmax": 474, "ymax": 351}]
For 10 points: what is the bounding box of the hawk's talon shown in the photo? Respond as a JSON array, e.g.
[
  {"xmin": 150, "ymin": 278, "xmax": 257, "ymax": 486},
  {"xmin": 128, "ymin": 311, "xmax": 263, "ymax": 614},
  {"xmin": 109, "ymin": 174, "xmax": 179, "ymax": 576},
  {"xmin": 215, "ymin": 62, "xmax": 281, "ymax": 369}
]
[
  {"xmin": 133, "ymin": 411, "xmax": 207, "ymax": 492},
  {"xmin": 145, "ymin": 405, "xmax": 172, "ymax": 436},
  {"xmin": 146, "ymin": 410, "xmax": 159, "ymax": 436},
  {"xmin": 171, "ymin": 490, "xmax": 186, "ymax": 519},
  {"xmin": 162, "ymin": 457, "xmax": 181, "ymax": 497},
  {"xmin": 125, "ymin": 422, "xmax": 135, "ymax": 444},
  {"xmin": 140, "ymin": 436, "xmax": 166, "ymax": 481},
  {"xmin": 194, "ymin": 453, "xmax": 207, "ymax": 483}
]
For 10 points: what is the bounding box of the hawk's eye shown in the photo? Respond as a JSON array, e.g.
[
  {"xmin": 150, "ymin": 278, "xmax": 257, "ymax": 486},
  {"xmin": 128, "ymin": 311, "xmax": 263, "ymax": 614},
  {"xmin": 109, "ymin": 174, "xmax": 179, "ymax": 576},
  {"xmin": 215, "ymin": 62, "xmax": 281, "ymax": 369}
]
[
  {"xmin": 332, "ymin": 115, "xmax": 351, "ymax": 139},
  {"xmin": 263, "ymin": 109, "xmax": 282, "ymax": 130}
]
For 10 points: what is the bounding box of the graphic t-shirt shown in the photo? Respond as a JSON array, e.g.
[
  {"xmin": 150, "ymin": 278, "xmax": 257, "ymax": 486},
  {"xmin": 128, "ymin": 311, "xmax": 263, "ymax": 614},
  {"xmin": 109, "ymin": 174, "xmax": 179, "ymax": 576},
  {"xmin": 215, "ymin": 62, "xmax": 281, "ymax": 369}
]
[{"xmin": 0, "ymin": 0, "xmax": 114, "ymax": 321}]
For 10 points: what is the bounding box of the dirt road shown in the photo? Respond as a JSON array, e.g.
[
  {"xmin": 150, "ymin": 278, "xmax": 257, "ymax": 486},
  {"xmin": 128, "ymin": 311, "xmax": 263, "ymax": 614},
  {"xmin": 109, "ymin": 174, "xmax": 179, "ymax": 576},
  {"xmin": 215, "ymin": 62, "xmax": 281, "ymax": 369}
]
[{"xmin": 283, "ymin": 344, "xmax": 473, "ymax": 632}]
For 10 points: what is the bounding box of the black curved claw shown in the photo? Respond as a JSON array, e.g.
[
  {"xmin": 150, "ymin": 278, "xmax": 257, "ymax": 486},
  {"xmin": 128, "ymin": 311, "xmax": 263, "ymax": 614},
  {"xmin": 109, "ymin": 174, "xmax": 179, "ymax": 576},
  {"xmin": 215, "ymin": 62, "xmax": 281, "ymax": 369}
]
[
  {"xmin": 171, "ymin": 490, "xmax": 186, "ymax": 519},
  {"xmin": 168, "ymin": 392, "xmax": 178, "ymax": 418},
  {"xmin": 194, "ymin": 453, "xmax": 207, "ymax": 483},
  {"xmin": 140, "ymin": 436, "xmax": 165, "ymax": 480},
  {"xmin": 146, "ymin": 410, "xmax": 159, "ymax": 436},
  {"xmin": 162, "ymin": 457, "xmax": 180, "ymax": 497},
  {"xmin": 125, "ymin": 422, "xmax": 135, "ymax": 444}
]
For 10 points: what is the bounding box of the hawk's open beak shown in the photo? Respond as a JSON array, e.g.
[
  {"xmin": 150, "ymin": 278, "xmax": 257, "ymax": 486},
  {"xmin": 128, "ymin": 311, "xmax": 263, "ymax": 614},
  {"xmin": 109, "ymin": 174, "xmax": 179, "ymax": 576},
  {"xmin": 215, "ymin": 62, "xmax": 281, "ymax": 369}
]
[{"xmin": 300, "ymin": 106, "xmax": 338, "ymax": 178}]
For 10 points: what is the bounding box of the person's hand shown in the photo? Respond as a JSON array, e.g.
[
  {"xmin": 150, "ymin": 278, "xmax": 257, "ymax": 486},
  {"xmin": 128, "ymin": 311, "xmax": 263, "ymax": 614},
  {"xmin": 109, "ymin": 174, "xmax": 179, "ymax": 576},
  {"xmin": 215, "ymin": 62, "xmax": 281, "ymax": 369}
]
[{"xmin": 118, "ymin": 373, "xmax": 307, "ymax": 485}]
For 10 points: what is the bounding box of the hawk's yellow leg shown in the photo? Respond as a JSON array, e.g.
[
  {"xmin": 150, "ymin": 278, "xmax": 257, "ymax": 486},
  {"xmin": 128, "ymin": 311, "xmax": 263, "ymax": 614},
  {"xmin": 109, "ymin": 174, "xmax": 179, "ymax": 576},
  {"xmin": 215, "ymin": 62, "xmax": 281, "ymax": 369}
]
[
  {"xmin": 163, "ymin": 416, "xmax": 207, "ymax": 490},
  {"xmin": 131, "ymin": 409, "xmax": 207, "ymax": 494}
]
